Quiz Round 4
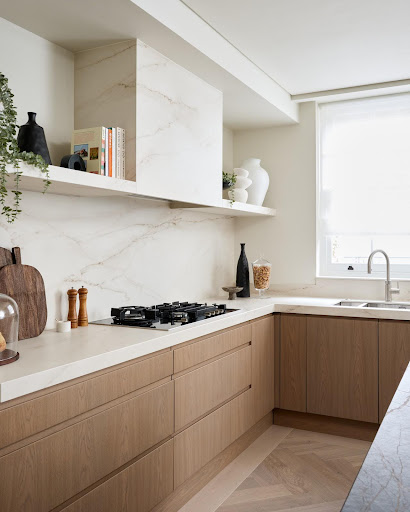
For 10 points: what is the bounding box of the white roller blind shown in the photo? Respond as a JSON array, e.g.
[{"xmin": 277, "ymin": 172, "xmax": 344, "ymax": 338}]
[
  {"xmin": 319, "ymin": 94, "xmax": 410, "ymax": 277},
  {"xmin": 320, "ymin": 94, "xmax": 410, "ymax": 235}
]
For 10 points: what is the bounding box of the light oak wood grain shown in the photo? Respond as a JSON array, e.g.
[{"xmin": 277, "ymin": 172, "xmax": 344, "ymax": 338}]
[
  {"xmin": 0, "ymin": 351, "xmax": 173, "ymax": 450},
  {"xmin": 174, "ymin": 324, "xmax": 251, "ymax": 373},
  {"xmin": 0, "ymin": 382, "xmax": 174, "ymax": 512},
  {"xmin": 174, "ymin": 389, "xmax": 255, "ymax": 487},
  {"xmin": 274, "ymin": 409, "xmax": 378, "ymax": 442},
  {"xmin": 251, "ymin": 315, "xmax": 275, "ymax": 422},
  {"xmin": 153, "ymin": 413, "xmax": 272, "ymax": 512},
  {"xmin": 307, "ymin": 316, "xmax": 378, "ymax": 423},
  {"xmin": 175, "ymin": 346, "xmax": 251, "ymax": 431},
  {"xmin": 216, "ymin": 427, "xmax": 370, "ymax": 512},
  {"xmin": 379, "ymin": 320, "xmax": 410, "ymax": 420},
  {"xmin": 279, "ymin": 314, "xmax": 307, "ymax": 412},
  {"xmin": 61, "ymin": 440, "xmax": 174, "ymax": 512}
]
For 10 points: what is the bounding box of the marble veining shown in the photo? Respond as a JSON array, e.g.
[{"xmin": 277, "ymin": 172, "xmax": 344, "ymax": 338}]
[
  {"xmin": 0, "ymin": 190, "xmax": 235, "ymax": 330},
  {"xmin": 136, "ymin": 40, "xmax": 223, "ymax": 204},
  {"xmin": 74, "ymin": 40, "xmax": 137, "ymax": 180},
  {"xmin": 342, "ymin": 363, "xmax": 410, "ymax": 512}
]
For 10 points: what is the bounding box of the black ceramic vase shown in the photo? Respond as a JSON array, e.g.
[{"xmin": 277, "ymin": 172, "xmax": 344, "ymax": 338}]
[
  {"xmin": 236, "ymin": 243, "xmax": 250, "ymax": 297},
  {"xmin": 17, "ymin": 112, "xmax": 52, "ymax": 165}
]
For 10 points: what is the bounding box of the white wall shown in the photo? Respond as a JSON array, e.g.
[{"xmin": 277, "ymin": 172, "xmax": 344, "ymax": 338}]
[
  {"xmin": 0, "ymin": 17, "xmax": 74, "ymax": 165},
  {"xmin": 233, "ymin": 102, "xmax": 317, "ymax": 284},
  {"xmin": 233, "ymin": 101, "xmax": 410, "ymax": 302}
]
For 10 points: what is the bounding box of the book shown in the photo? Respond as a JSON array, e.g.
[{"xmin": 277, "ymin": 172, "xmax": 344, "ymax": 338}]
[
  {"xmin": 119, "ymin": 128, "xmax": 126, "ymax": 179},
  {"xmin": 108, "ymin": 128, "xmax": 112, "ymax": 177},
  {"xmin": 111, "ymin": 128, "xmax": 116, "ymax": 178},
  {"xmin": 71, "ymin": 127, "xmax": 106, "ymax": 174},
  {"xmin": 104, "ymin": 127, "xmax": 109, "ymax": 176},
  {"xmin": 101, "ymin": 128, "xmax": 106, "ymax": 175},
  {"xmin": 116, "ymin": 127, "xmax": 121, "ymax": 180}
]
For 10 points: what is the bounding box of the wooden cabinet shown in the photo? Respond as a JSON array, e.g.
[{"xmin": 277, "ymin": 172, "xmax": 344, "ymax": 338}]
[
  {"xmin": 0, "ymin": 382, "xmax": 174, "ymax": 512},
  {"xmin": 0, "ymin": 350, "xmax": 173, "ymax": 450},
  {"xmin": 174, "ymin": 389, "xmax": 253, "ymax": 487},
  {"xmin": 174, "ymin": 323, "xmax": 251, "ymax": 373},
  {"xmin": 307, "ymin": 316, "xmax": 378, "ymax": 423},
  {"xmin": 62, "ymin": 440, "xmax": 174, "ymax": 512},
  {"xmin": 251, "ymin": 315, "xmax": 275, "ymax": 422},
  {"xmin": 175, "ymin": 345, "xmax": 251, "ymax": 430},
  {"xmin": 279, "ymin": 314, "xmax": 307, "ymax": 412},
  {"xmin": 379, "ymin": 320, "xmax": 410, "ymax": 420}
]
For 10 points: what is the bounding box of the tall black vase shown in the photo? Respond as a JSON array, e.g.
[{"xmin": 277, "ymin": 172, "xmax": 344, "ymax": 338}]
[
  {"xmin": 17, "ymin": 112, "xmax": 52, "ymax": 165},
  {"xmin": 236, "ymin": 243, "xmax": 250, "ymax": 297}
]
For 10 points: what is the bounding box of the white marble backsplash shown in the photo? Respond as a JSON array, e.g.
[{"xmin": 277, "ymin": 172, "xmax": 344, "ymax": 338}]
[{"xmin": 0, "ymin": 192, "xmax": 234, "ymax": 329}]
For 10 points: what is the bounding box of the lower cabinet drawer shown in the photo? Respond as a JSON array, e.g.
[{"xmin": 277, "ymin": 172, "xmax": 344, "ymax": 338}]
[
  {"xmin": 174, "ymin": 389, "xmax": 253, "ymax": 487},
  {"xmin": 0, "ymin": 381, "xmax": 174, "ymax": 512},
  {"xmin": 0, "ymin": 350, "xmax": 173, "ymax": 451},
  {"xmin": 174, "ymin": 323, "xmax": 252, "ymax": 373},
  {"xmin": 175, "ymin": 345, "xmax": 252, "ymax": 431},
  {"xmin": 62, "ymin": 440, "xmax": 174, "ymax": 512}
]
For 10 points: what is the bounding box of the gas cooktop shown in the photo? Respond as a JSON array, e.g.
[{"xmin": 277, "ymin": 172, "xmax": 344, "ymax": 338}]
[{"xmin": 91, "ymin": 302, "xmax": 240, "ymax": 330}]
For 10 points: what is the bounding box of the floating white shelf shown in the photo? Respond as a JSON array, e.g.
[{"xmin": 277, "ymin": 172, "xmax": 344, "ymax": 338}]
[
  {"xmin": 6, "ymin": 165, "xmax": 276, "ymax": 218},
  {"xmin": 171, "ymin": 200, "xmax": 276, "ymax": 218}
]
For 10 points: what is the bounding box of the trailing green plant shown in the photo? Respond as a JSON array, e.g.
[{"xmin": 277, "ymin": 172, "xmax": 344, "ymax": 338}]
[
  {"xmin": 222, "ymin": 171, "xmax": 237, "ymax": 206},
  {"xmin": 0, "ymin": 72, "xmax": 50, "ymax": 223}
]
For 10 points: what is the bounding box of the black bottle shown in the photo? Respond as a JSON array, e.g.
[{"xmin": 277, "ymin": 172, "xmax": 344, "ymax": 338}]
[
  {"xmin": 236, "ymin": 243, "xmax": 250, "ymax": 297},
  {"xmin": 17, "ymin": 112, "xmax": 52, "ymax": 165}
]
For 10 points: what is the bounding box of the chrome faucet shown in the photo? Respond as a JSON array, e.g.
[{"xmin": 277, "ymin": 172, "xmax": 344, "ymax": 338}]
[{"xmin": 367, "ymin": 250, "xmax": 400, "ymax": 302}]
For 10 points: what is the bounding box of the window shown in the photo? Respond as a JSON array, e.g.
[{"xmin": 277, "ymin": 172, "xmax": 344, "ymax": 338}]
[{"xmin": 318, "ymin": 94, "xmax": 410, "ymax": 278}]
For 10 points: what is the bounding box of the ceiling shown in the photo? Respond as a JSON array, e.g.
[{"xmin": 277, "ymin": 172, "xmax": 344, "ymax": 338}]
[{"xmin": 182, "ymin": 0, "xmax": 410, "ymax": 95}]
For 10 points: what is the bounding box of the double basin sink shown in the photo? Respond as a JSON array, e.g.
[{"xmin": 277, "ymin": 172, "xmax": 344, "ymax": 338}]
[{"xmin": 335, "ymin": 301, "xmax": 410, "ymax": 310}]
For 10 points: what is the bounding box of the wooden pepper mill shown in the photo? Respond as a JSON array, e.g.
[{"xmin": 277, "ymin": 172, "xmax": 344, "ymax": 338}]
[
  {"xmin": 78, "ymin": 286, "xmax": 88, "ymax": 327},
  {"xmin": 67, "ymin": 288, "xmax": 78, "ymax": 329}
]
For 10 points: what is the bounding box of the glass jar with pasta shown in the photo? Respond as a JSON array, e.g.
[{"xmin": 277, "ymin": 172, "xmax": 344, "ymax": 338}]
[{"xmin": 252, "ymin": 256, "xmax": 271, "ymax": 298}]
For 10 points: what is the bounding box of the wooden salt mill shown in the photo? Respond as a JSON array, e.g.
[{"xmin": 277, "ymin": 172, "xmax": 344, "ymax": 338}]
[
  {"xmin": 67, "ymin": 288, "xmax": 78, "ymax": 329},
  {"xmin": 78, "ymin": 286, "xmax": 88, "ymax": 327}
]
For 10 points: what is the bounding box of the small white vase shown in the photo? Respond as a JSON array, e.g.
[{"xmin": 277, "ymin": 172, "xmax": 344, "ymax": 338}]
[
  {"xmin": 228, "ymin": 167, "xmax": 252, "ymax": 204},
  {"xmin": 240, "ymin": 158, "xmax": 269, "ymax": 206}
]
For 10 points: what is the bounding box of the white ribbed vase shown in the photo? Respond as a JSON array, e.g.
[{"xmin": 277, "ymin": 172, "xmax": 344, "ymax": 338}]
[
  {"xmin": 240, "ymin": 158, "xmax": 269, "ymax": 206},
  {"xmin": 228, "ymin": 168, "xmax": 252, "ymax": 203}
]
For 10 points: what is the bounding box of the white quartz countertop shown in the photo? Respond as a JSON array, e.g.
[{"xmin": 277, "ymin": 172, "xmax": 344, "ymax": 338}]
[{"xmin": 2, "ymin": 294, "xmax": 410, "ymax": 403}]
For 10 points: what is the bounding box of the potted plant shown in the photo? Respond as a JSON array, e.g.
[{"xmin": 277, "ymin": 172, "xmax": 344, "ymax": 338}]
[
  {"xmin": 0, "ymin": 72, "xmax": 50, "ymax": 223},
  {"xmin": 222, "ymin": 171, "xmax": 237, "ymax": 206}
]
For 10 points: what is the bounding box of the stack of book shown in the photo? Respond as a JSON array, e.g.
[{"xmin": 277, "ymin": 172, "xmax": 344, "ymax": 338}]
[{"xmin": 71, "ymin": 127, "xmax": 125, "ymax": 179}]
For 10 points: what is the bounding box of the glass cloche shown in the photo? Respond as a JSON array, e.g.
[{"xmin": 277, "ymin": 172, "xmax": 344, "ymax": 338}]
[
  {"xmin": 252, "ymin": 256, "xmax": 272, "ymax": 298},
  {"xmin": 0, "ymin": 293, "xmax": 19, "ymax": 365}
]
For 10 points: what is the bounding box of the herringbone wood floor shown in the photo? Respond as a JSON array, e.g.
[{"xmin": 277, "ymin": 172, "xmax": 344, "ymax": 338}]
[{"xmin": 216, "ymin": 429, "xmax": 370, "ymax": 512}]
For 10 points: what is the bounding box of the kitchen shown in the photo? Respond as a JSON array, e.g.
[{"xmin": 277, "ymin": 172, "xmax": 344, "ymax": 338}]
[{"xmin": 0, "ymin": 1, "xmax": 409, "ymax": 511}]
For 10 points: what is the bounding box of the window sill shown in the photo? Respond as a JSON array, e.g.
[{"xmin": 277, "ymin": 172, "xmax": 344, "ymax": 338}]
[{"xmin": 316, "ymin": 275, "xmax": 410, "ymax": 282}]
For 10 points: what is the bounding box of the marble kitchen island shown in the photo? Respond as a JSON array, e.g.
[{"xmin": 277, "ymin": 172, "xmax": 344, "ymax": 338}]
[{"xmin": 342, "ymin": 362, "xmax": 410, "ymax": 512}]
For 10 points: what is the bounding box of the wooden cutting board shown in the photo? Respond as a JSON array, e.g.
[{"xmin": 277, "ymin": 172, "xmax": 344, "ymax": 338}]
[
  {"xmin": 0, "ymin": 247, "xmax": 47, "ymax": 340},
  {"xmin": 0, "ymin": 248, "xmax": 13, "ymax": 269}
]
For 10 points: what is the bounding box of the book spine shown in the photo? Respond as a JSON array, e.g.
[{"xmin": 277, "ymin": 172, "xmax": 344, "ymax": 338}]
[
  {"xmin": 101, "ymin": 127, "xmax": 106, "ymax": 175},
  {"xmin": 112, "ymin": 128, "xmax": 116, "ymax": 178},
  {"xmin": 116, "ymin": 127, "xmax": 121, "ymax": 180},
  {"xmin": 121, "ymin": 128, "xmax": 126, "ymax": 180},
  {"xmin": 108, "ymin": 128, "xmax": 112, "ymax": 177}
]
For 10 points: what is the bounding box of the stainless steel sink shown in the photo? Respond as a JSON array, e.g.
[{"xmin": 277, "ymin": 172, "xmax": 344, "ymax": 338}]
[
  {"xmin": 364, "ymin": 302, "xmax": 410, "ymax": 310},
  {"xmin": 334, "ymin": 301, "xmax": 367, "ymax": 307},
  {"xmin": 334, "ymin": 300, "xmax": 410, "ymax": 310}
]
